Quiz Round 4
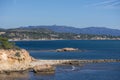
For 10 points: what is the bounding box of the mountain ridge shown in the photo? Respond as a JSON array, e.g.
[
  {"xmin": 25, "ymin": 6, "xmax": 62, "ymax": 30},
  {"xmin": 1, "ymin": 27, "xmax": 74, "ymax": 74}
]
[{"xmin": 19, "ymin": 25, "xmax": 120, "ymax": 36}]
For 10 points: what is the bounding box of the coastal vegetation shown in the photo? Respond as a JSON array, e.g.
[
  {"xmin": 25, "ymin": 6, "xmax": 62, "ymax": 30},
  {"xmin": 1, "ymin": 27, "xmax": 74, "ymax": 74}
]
[
  {"xmin": 0, "ymin": 36, "xmax": 19, "ymax": 49},
  {"xmin": 0, "ymin": 28, "xmax": 120, "ymax": 41}
]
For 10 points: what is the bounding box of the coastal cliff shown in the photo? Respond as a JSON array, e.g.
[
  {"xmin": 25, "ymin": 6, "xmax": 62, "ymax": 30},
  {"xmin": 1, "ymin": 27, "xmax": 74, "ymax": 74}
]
[
  {"xmin": 0, "ymin": 49, "xmax": 32, "ymax": 73},
  {"xmin": 0, "ymin": 49, "xmax": 55, "ymax": 73}
]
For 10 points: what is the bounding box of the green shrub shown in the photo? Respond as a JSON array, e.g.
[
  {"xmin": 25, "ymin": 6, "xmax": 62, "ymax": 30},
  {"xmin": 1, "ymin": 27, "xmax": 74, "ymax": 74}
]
[{"xmin": 0, "ymin": 36, "xmax": 20, "ymax": 49}]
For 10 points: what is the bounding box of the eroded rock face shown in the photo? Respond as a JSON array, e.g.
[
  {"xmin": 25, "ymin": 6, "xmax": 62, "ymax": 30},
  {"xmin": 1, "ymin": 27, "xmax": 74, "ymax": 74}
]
[{"xmin": 0, "ymin": 49, "xmax": 32, "ymax": 73}]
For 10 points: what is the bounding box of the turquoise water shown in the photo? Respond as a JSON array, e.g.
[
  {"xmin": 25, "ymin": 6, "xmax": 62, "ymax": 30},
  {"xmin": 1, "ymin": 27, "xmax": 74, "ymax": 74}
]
[{"xmin": 4, "ymin": 40, "xmax": 119, "ymax": 80}]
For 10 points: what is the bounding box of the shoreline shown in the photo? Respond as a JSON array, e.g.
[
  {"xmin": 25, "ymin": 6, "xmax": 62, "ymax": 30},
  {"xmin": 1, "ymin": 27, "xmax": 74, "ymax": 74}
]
[
  {"xmin": 0, "ymin": 49, "xmax": 120, "ymax": 74},
  {"xmin": 22, "ymin": 59, "xmax": 120, "ymax": 73},
  {"xmin": 10, "ymin": 39, "xmax": 120, "ymax": 42},
  {"xmin": 30, "ymin": 59, "xmax": 120, "ymax": 66}
]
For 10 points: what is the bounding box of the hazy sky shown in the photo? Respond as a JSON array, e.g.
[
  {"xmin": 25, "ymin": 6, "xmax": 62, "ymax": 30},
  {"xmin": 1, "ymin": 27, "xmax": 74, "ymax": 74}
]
[{"xmin": 0, "ymin": 0, "xmax": 120, "ymax": 29}]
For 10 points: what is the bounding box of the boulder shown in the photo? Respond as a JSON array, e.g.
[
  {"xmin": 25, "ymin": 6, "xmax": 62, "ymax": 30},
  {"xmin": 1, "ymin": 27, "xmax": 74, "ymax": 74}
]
[{"xmin": 33, "ymin": 64, "xmax": 55, "ymax": 73}]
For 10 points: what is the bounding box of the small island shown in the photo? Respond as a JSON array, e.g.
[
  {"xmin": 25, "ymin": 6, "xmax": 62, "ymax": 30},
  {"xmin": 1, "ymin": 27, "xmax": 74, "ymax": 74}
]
[{"xmin": 56, "ymin": 48, "xmax": 79, "ymax": 52}]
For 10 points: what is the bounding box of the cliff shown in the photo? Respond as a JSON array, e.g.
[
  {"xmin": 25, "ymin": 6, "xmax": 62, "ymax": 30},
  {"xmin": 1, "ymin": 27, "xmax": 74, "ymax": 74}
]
[{"xmin": 0, "ymin": 49, "xmax": 33, "ymax": 73}]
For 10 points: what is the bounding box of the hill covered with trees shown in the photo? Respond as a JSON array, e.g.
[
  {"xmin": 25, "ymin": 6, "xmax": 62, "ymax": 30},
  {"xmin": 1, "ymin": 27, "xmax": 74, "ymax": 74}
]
[
  {"xmin": 21, "ymin": 25, "xmax": 120, "ymax": 36},
  {"xmin": 0, "ymin": 27, "xmax": 120, "ymax": 40}
]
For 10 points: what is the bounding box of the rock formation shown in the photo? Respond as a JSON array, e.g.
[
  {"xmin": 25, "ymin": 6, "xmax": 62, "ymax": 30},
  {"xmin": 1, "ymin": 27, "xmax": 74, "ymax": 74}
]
[
  {"xmin": 33, "ymin": 64, "xmax": 55, "ymax": 73},
  {"xmin": 0, "ymin": 49, "xmax": 32, "ymax": 73},
  {"xmin": 0, "ymin": 49, "xmax": 55, "ymax": 74},
  {"xmin": 56, "ymin": 48, "xmax": 79, "ymax": 52}
]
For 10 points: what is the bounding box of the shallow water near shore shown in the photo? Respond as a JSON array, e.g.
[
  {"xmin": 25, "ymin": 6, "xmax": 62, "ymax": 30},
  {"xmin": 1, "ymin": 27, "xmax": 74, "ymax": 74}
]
[
  {"xmin": 0, "ymin": 62, "xmax": 120, "ymax": 80},
  {"xmin": 3, "ymin": 40, "xmax": 119, "ymax": 80}
]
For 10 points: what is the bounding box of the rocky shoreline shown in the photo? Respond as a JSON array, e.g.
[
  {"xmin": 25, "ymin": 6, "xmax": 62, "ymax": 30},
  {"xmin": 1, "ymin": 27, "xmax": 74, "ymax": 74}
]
[
  {"xmin": 30, "ymin": 59, "xmax": 120, "ymax": 67},
  {"xmin": 0, "ymin": 49, "xmax": 120, "ymax": 74}
]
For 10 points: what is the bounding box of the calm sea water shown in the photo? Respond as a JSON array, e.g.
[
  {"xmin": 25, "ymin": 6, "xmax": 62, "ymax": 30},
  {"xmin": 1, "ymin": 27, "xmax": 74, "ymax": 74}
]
[
  {"xmin": 0, "ymin": 62, "xmax": 120, "ymax": 80},
  {"xmin": 1, "ymin": 40, "xmax": 119, "ymax": 80},
  {"xmin": 15, "ymin": 40, "xmax": 120, "ymax": 59}
]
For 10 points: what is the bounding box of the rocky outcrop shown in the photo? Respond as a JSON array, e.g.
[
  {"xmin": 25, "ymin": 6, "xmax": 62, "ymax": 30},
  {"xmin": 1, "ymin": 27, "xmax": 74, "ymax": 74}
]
[
  {"xmin": 56, "ymin": 48, "xmax": 79, "ymax": 52},
  {"xmin": 0, "ymin": 49, "xmax": 33, "ymax": 73},
  {"xmin": 31, "ymin": 59, "xmax": 120, "ymax": 66},
  {"xmin": 33, "ymin": 64, "xmax": 55, "ymax": 73},
  {"xmin": 0, "ymin": 49, "xmax": 55, "ymax": 74}
]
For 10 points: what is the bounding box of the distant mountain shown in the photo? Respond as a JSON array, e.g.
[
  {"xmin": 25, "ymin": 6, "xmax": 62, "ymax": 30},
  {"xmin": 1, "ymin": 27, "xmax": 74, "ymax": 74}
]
[
  {"xmin": 1, "ymin": 26, "xmax": 120, "ymax": 40},
  {"xmin": 79, "ymin": 27, "xmax": 120, "ymax": 36},
  {"xmin": 21, "ymin": 25, "xmax": 120, "ymax": 36},
  {"xmin": 0, "ymin": 28, "xmax": 6, "ymax": 31},
  {"xmin": 20, "ymin": 25, "xmax": 76, "ymax": 33},
  {"xmin": 8, "ymin": 27, "xmax": 53, "ymax": 33}
]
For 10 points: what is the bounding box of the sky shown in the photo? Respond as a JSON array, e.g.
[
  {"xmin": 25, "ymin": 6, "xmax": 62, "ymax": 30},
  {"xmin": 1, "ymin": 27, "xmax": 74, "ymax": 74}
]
[{"xmin": 0, "ymin": 0, "xmax": 120, "ymax": 29}]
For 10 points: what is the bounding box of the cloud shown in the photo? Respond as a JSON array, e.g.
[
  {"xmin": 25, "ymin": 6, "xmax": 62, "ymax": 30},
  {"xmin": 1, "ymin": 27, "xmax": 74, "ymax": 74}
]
[{"xmin": 85, "ymin": 0, "xmax": 120, "ymax": 9}]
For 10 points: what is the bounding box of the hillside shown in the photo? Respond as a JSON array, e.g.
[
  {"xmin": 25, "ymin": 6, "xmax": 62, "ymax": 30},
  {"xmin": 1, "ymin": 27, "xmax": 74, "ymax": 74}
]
[
  {"xmin": 22, "ymin": 25, "xmax": 120, "ymax": 36},
  {"xmin": 0, "ymin": 26, "xmax": 120, "ymax": 40}
]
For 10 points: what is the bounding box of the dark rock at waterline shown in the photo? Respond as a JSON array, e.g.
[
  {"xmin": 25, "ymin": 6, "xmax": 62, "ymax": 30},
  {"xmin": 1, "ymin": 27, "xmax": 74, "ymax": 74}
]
[
  {"xmin": 33, "ymin": 65, "xmax": 55, "ymax": 73},
  {"xmin": 56, "ymin": 48, "xmax": 80, "ymax": 52}
]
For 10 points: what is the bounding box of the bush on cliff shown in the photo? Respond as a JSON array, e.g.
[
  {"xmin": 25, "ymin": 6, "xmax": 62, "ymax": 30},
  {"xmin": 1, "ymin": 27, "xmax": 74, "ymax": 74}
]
[{"xmin": 0, "ymin": 36, "xmax": 19, "ymax": 49}]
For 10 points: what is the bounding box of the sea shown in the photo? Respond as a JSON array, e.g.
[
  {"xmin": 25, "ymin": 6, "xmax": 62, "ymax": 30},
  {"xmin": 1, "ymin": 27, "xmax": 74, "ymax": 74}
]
[{"xmin": 0, "ymin": 40, "xmax": 120, "ymax": 80}]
